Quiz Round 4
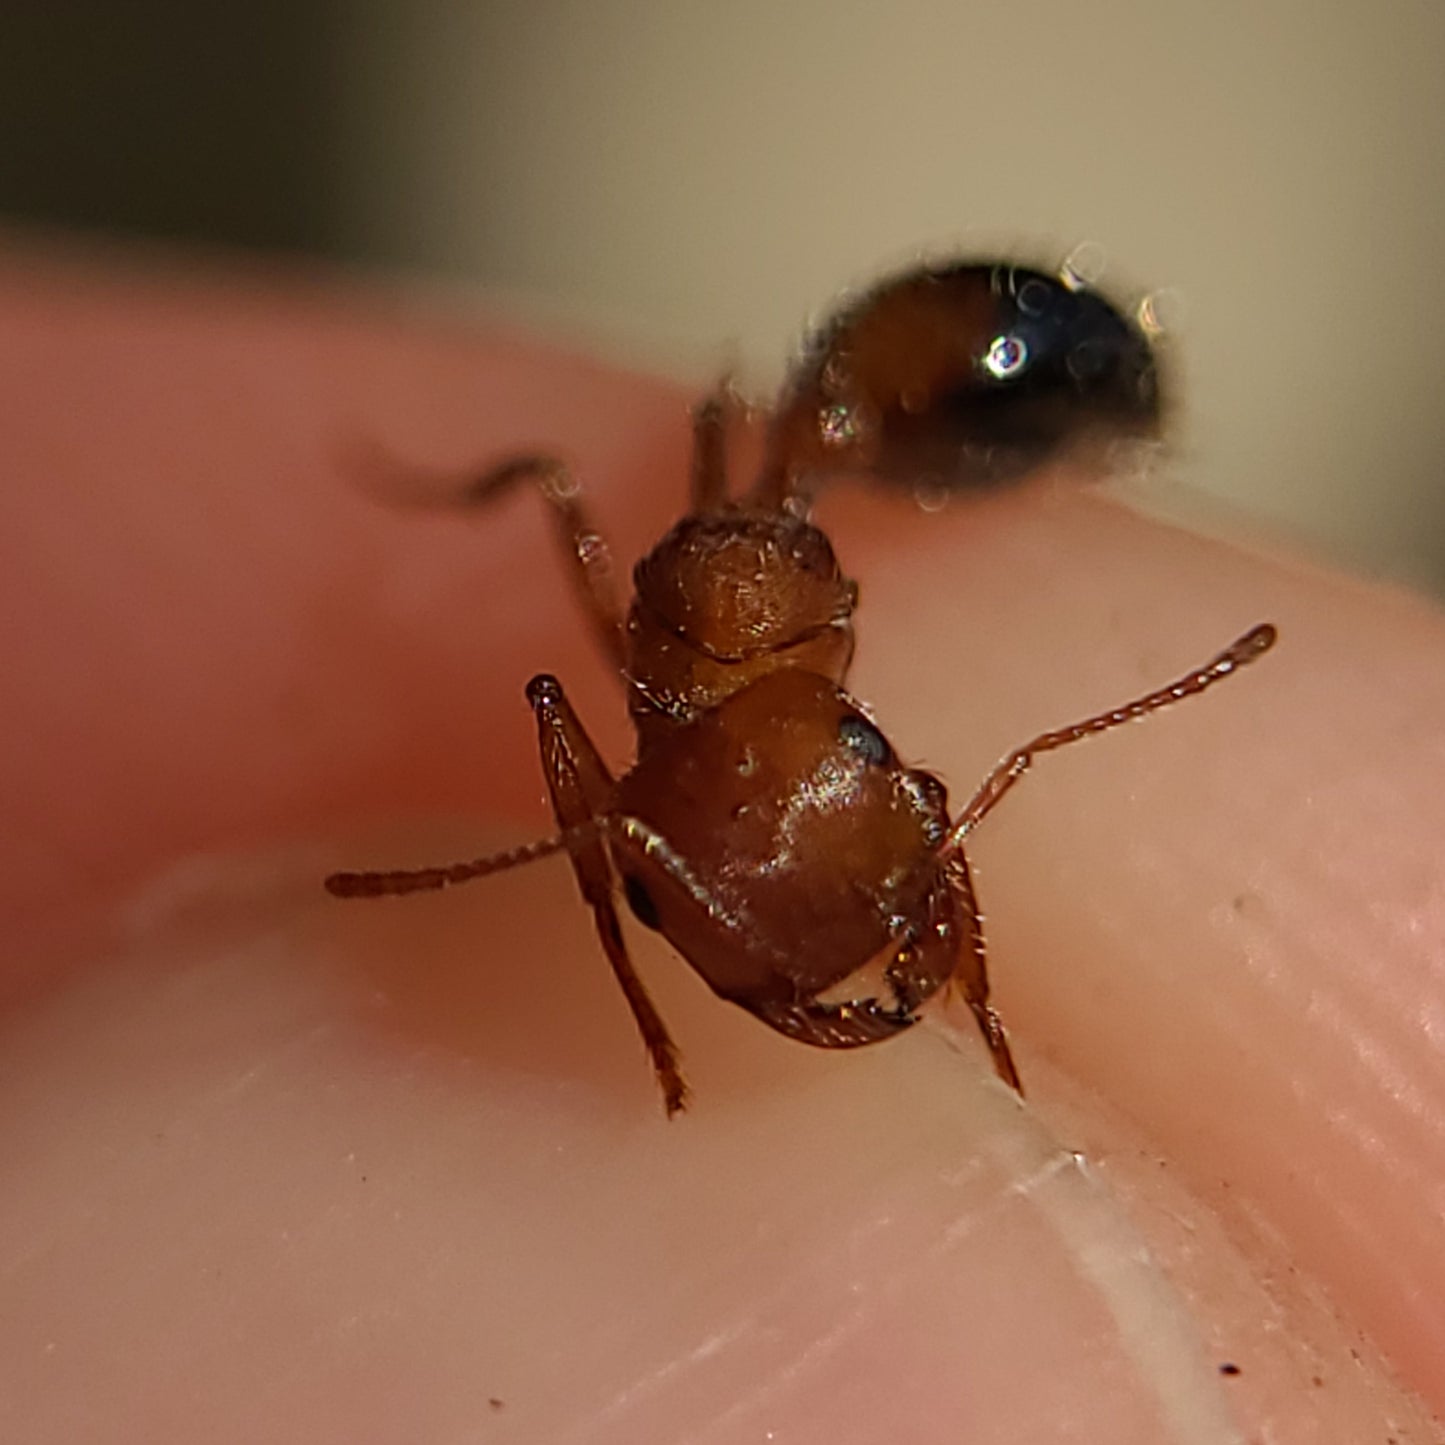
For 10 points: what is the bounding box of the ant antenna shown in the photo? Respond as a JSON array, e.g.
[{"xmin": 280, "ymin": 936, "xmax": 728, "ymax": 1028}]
[
  {"xmin": 325, "ymin": 830, "xmax": 582, "ymax": 898},
  {"xmin": 941, "ymin": 623, "xmax": 1277, "ymax": 854}
]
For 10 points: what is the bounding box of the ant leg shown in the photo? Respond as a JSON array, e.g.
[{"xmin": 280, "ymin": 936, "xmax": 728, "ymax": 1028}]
[
  {"xmin": 747, "ymin": 449, "xmax": 809, "ymax": 517},
  {"xmin": 526, "ymin": 674, "xmax": 689, "ymax": 1115},
  {"xmin": 943, "ymin": 856, "xmax": 1023, "ymax": 1092},
  {"xmin": 690, "ymin": 381, "xmax": 733, "ymax": 510},
  {"xmin": 942, "ymin": 623, "xmax": 1277, "ymax": 853},
  {"xmin": 351, "ymin": 448, "xmax": 627, "ymax": 670}
]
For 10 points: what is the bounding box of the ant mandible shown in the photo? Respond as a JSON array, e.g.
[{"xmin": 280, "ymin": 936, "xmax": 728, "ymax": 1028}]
[{"xmin": 326, "ymin": 257, "xmax": 1276, "ymax": 1116}]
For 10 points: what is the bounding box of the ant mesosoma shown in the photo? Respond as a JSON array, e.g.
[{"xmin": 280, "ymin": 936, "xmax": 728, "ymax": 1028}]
[{"xmin": 326, "ymin": 257, "xmax": 1275, "ymax": 1116}]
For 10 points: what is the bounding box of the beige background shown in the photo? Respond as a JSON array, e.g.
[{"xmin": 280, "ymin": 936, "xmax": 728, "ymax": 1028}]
[
  {"xmin": 5, "ymin": 1, "xmax": 1444, "ymax": 588},
  {"xmin": 328, "ymin": 1, "xmax": 1445, "ymax": 590}
]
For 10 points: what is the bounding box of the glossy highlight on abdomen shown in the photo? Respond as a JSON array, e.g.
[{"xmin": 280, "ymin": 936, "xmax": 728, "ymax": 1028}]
[{"xmin": 760, "ymin": 259, "xmax": 1161, "ymax": 498}]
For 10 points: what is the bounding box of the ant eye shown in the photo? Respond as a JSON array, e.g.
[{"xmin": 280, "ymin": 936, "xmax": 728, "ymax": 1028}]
[{"xmin": 838, "ymin": 713, "xmax": 891, "ymax": 767}]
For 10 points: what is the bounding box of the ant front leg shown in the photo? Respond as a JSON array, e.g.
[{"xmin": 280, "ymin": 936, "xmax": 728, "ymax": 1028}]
[
  {"xmin": 942, "ymin": 855, "xmax": 1023, "ymax": 1093},
  {"xmin": 525, "ymin": 674, "xmax": 689, "ymax": 1115}
]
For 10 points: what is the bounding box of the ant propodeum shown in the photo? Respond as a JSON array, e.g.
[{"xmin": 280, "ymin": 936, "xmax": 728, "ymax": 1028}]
[{"xmin": 326, "ymin": 257, "xmax": 1276, "ymax": 1115}]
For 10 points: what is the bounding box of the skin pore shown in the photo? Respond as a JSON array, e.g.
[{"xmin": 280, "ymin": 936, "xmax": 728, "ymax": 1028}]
[{"xmin": 2, "ymin": 245, "xmax": 1443, "ymax": 1442}]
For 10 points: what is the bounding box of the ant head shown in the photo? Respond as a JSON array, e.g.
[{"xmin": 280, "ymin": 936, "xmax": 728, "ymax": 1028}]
[
  {"xmin": 765, "ymin": 260, "xmax": 1161, "ymax": 494},
  {"xmin": 626, "ymin": 511, "xmax": 857, "ymax": 727},
  {"xmin": 613, "ymin": 668, "xmax": 952, "ymax": 1005}
]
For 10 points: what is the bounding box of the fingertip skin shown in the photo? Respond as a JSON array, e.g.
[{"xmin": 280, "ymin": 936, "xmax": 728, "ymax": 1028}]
[{"xmin": 2, "ymin": 242, "xmax": 1443, "ymax": 1434}]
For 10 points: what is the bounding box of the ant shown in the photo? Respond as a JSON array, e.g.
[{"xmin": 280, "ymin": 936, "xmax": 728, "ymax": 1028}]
[{"xmin": 326, "ymin": 256, "xmax": 1275, "ymax": 1116}]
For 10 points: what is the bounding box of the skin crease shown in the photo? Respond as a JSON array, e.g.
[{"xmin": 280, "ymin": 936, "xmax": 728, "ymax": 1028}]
[{"xmin": 2, "ymin": 243, "xmax": 1443, "ymax": 1443}]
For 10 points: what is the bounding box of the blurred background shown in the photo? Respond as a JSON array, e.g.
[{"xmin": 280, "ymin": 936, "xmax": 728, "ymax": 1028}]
[{"xmin": 3, "ymin": 0, "xmax": 1443, "ymax": 590}]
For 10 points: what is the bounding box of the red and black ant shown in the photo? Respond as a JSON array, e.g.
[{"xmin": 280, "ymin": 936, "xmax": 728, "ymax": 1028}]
[{"xmin": 326, "ymin": 257, "xmax": 1275, "ymax": 1115}]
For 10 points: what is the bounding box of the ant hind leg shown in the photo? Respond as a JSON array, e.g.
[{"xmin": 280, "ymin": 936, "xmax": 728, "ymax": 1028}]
[
  {"xmin": 689, "ymin": 379, "xmax": 735, "ymax": 511},
  {"xmin": 348, "ymin": 444, "xmax": 628, "ymax": 671}
]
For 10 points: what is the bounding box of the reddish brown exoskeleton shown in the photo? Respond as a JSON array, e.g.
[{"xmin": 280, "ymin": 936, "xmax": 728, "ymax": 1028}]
[
  {"xmin": 756, "ymin": 256, "xmax": 1164, "ymax": 504},
  {"xmin": 326, "ymin": 257, "xmax": 1274, "ymax": 1115}
]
